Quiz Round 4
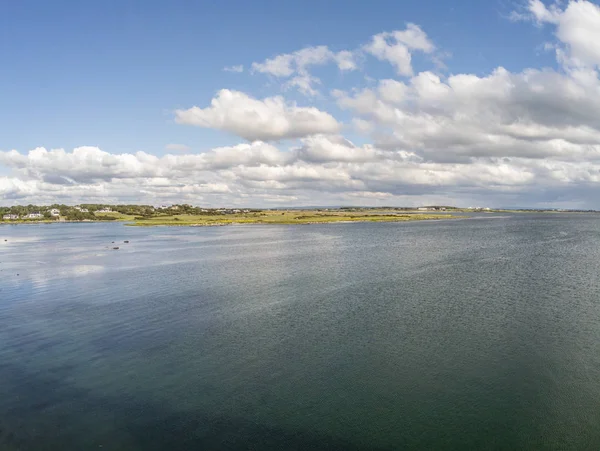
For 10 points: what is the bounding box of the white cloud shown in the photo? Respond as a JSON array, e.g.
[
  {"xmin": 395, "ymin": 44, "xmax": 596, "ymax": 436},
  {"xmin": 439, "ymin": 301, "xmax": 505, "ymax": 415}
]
[
  {"xmin": 352, "ymin": 118, "xmax": 375, "ymax": 134},
  {"xmin": 345, "ymin": 191, "xmax": 392, "ymax": 199},
  {"xmin": 247, "ymin": 24, "xmax": 432, "ymax": 94},
  {"xmin": 5, "ymin": 133, "xmax": 600, "ymax": 208},
  {"xmin": 251, "ymin": 45, "xmax": 358, "ymax": 95},
  {"xmin": 223, "ymin": 64, "xmax": 244, "ymax": 73},
  {"xmin": 334, "ymin": 66, "xmax": 600, "ymax": 162},
  {"xmin": 174, "ymin": 89, "xmax": 341, "ymax": 141},
  {"xmin": 285, "ymin": 73, "xmax": 321, "ymax": 96},
  {"xmin": 524, "ymin": 0, "xmax": 561, "ymax": 23},
  {"xmin": 364, "ymin": 33, "xmax": 413, "ymax": 76},
  {"xmin": 251, "ymin": 53, "xmax": 295, "ymax": 77},
  {"xmin": 364, "ymin": 24, "xmax": 434, "ymax": 76},
  {"xmin": 294, "ymin": 135, "xmax": 380, "ymax": 163},
  {"xmin": 378, "ymin": 79, "xmax": 409, "ymax": 104},
  {"xmin": 251, "ymin": 46, "xmax": 357, "ymax": 77},
  {"xmin": 334, "ymin": 50, "xmax": 358, "ymax": 71},
  {"xmin": 292, "ymin": 45, "xmax": 334, "ymax": 71},
  {"xmin": 521, "ymin": 1, "xmax": 600, "ymax": 69},
  {"xmin": 391, "ymin": 23, "xmax": 435, "ymax": 52}
]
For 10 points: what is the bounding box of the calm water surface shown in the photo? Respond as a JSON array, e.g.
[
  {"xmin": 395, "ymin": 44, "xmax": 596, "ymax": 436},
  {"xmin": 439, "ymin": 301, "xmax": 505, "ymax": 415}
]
[{"xmin": 1, "ymin": 215, "xmax": 600, "ymax": 450}]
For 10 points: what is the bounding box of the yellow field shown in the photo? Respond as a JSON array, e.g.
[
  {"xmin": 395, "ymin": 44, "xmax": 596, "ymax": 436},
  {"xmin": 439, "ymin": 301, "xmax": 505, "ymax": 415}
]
[{"xmin": 128, "ymin": 210, "xmax": 456, "ymax": 226}]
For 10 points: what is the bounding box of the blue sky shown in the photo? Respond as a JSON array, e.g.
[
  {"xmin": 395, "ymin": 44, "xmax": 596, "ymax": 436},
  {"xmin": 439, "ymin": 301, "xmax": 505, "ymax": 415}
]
[
  {"xmin": 2, "ymin": 0, "xmax": 600, "ymax": 208},
  {"xmin": 1, "ymin": 0, "xmax": 554, "ymax": 153}
]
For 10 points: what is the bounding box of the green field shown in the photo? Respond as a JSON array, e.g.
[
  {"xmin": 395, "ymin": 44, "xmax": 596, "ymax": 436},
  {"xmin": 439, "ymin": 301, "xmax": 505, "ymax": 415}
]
[
  {"xmin": 128, "ymin": 210, "xmax": 456, "ymax": 227},
  {"xmin": 93, "ymin": 211, "xmax": 137, "ymax": 221}
]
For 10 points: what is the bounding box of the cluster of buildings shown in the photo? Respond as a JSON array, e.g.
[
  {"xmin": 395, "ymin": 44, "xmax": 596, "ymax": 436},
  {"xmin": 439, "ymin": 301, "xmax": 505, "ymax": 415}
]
[
  {"xmin": 215, "ymin": 209, "xmax": 250, "ymax": 214},
  {"xmin": 2, "ymin": 206, "xmax": 91, "ymax": 220},
  {"xmin": 2, "ymin": 210, "xmax": 54, "ymax": 220}
]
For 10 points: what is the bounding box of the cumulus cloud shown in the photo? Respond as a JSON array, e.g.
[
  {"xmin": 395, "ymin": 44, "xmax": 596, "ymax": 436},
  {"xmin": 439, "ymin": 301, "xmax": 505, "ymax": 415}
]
[
  {"xmin": 247, "ymin": 24, "xmax": 434, "ymax": 95},
  {"xmin": 251, "ymin": 45, "xmax": 358, "ymax": 77},
  {"xmin": 5, "ymin": 132, "xmax": 600, "ymax": 208},
  {"xmin": 333, "ymin": 66, "xmax": 600, "ymax": 162},
  {"xmin": 364, "ymin": 24, "xmax": 434, "ymax": 76},
  {"xmin": 174, "ymin": 89, "xmax": 341, "ymax": 141},
  {"xmin": 519, "ymin": 0, "xmax": 600, "ymax": 69},
  {"xmin": 251, "ymin": 45, "xmax": 358, "ymax": 95},
  {"xmin": 334, "ymin": 50, "xmax": 358, "ymax": 71},
  {"xmin": 293, "ymin": 135, "xmax": 380, "ymax": 163},
  {"xmin": 285, "ymin": 73, "xmax": 321, "ymax": 97}
]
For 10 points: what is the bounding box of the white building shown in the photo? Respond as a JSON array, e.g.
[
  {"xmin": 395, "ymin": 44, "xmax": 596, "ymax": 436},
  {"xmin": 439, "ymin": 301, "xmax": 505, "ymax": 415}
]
[
  {"xmin": 25, "ymin": 212, "xmax": 43, "ymax": 219},
  {"xmin": 95, "ymin": 208, "xmax": 112, "ymax": 213},
  {"xmin": 2, "ymin": 214, "xmax": 19, "ymax": 220},
  {"xmin": 74, "ymin": 206, "xmax": 89, "ymax": 213},
  {"xmin": 50, "ymin": 209, "xmax": 60, "ymax": 217}
]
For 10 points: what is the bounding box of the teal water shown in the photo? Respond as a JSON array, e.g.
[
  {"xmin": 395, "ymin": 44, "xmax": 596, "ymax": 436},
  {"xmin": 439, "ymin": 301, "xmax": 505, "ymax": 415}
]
[{"xmin": 1, "ymin": 215, "xmax": 600, "ymax": 450}]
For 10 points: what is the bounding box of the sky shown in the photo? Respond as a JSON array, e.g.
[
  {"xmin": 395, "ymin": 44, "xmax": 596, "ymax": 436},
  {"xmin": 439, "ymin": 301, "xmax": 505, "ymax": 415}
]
[{"xmin": 2, "ymin": 0, "xmax": 600, "ymax": 208}]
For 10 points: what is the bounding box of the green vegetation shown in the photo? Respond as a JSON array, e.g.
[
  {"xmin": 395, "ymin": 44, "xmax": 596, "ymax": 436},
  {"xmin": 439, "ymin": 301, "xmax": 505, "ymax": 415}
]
[
  {"xmin": 0, "ymin": 204, "xmax": 122, "ymax": 223},
  {"xmin": 128, "ymin": 209, "xmax": 456, "ymax": 227},
  {"xmin": 93, "ymin": 211, "xmax": 137, "ymax": 221}
]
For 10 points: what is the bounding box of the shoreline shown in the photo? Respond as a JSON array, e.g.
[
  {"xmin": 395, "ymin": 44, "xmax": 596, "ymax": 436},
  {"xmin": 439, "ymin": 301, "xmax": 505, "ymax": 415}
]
[
  {"xmin": 3, "ymin": 209, "xmax": 597, "ymax": 228},
  {"xmin": 1, "ymin": 215, "xmax": 455, "ymax": 227},
  {"xmin": 0, "ymin": 220, "xmax": 120, "ymax": 225}
]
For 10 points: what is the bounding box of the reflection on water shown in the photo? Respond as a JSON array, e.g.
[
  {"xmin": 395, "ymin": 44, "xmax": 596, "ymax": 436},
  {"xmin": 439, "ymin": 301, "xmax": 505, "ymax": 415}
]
[{"xmin": 2, "ymin": 217, "xmax": 600, "ymax": 450}]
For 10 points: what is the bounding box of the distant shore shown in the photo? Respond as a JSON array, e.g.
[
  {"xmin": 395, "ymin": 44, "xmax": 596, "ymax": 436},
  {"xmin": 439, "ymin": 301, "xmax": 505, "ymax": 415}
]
[
  {"xmin": 0, "ymin": 219, "xmax": 116, "ymax": 225},
  {"xmin": 2, "ymin": 208, "xmax": 598, "ymax": 228}
]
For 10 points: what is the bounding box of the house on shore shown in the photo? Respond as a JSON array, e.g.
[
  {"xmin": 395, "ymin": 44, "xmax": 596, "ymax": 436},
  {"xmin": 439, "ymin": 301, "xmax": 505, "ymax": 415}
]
[
  {"xmin": 25, "ymin": 212, "xmax": 43, "ymax": 219},
  {"xmin": 2, "ymin": 214, "xmax": 19, "ymax": 220},
  {"xmin": 50, "ymin": 209, "xmax": 60, "ymax": 217},
  {"xmin": 74, "ymin": 206, "xmax": 89, "ymax": 213}
]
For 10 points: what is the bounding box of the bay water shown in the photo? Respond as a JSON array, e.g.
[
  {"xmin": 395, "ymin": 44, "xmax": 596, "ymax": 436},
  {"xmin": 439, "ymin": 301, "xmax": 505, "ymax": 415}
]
[{"xmin": 1, "ymin": 214, "xmax": 600, "ymax": 450}]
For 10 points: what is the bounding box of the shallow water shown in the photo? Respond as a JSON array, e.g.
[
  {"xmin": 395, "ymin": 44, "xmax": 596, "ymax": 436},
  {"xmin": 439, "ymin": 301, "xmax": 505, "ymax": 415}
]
[{"xmin": 1, "ymin": 215, "xmax": 600, "ymax": 450}]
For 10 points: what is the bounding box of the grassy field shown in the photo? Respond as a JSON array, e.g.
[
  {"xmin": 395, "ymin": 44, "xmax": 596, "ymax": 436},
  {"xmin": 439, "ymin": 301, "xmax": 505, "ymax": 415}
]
[
  {"xmin": 93, "ymin": 212, "xmax": 137, "ymax": 221},
  {"xmin": 0, "ymin": 219, "xmax": 57, "ymax": 224},
  {"xmin": 128, "ymin": 210, "xmax": 456, "ymax": 227}
]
